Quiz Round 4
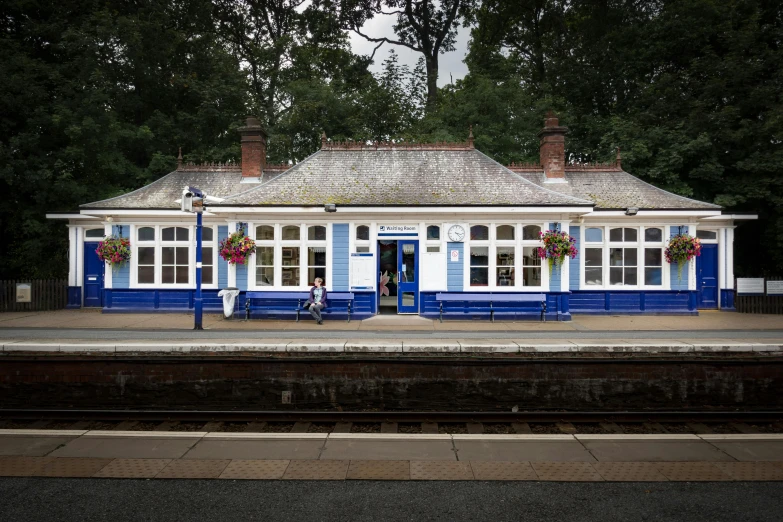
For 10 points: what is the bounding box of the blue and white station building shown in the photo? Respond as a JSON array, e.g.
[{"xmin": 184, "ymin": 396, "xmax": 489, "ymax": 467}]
[{"xmin": 48, "ymin": 115, "xmax": 756, "ymax": 320}]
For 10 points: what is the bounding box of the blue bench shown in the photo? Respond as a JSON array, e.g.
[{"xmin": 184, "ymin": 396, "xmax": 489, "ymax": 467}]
[
  {"xmin": 435, "ymin": 293, "xmax": 547, "ymax": 322},
  {"xmin": 244, "ymin": 291, "xmax": 355, "ymax": 322}
]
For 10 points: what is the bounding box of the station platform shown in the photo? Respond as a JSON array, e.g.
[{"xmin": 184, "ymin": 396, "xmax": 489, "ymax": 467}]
[{"xmin": 1, "ymin": 429, "xmax": 782, "ymax": 481}]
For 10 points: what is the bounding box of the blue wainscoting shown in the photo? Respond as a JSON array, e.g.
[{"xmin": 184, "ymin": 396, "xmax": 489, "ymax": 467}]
[
  {"xmin": 67, "ymin": 286, "xmax": 82, "ymax": 308},
  {"xmin": 217, "ymin": 226, "xmax": 229, "ymax": 288},
  {"xmin": 447, "ymin": 242, "xmax": 464, "ymax": 291},
  {"xmin": 103, "ymin": 289, "xmax": 224, "ymax": 313},
  {"xmin": 570, "ymin": 290, "xmax": 698, "ymax": 315},
  {"xmin": 569, "ymin": 226, "xmax": 580, "ymax": 291},
  {"xmin": 420, "ymin": 292, "xmax": 570, "ymax": 321},
  {"xmin": 720, "ymin": 289, "xmax": 736, "ymax": 311},
  {"xmin": 332, "ymin": 224, "xmax": 349, "ymax": 290},
  {"xmin": 111, "ymin": 225, "xmax": 130, "ymax": 289}
]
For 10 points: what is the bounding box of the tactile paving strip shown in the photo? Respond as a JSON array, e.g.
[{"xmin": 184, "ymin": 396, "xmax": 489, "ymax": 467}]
[
  {"xmin": 410, "ymin": 461, "xmax": 474, "ymax": 480},
  {"xmin": 470, "ymin": 461, "xmax": 537, "ymax": 481},
  {"xmin": 219, "ymin": 460, "xmax": 290, "ymax": 480},
  {"xmin": 156, "ymin": 459, "xmax": 230, "ymax": 479},
  {"xmin": 93, "ymin": 459, "xmax": 172, "ymax": 478},
  {"xmin": 347, "ymin": 460, "xmax": 410, "ymax": 480},
  {"xmin": 38, "ymin": 458, "xmax": 114, "ymax": 477},
  {"xmin": 592, "ymin": 462, "xmax": 669, "ymax": 482},
  {"xmin": 712, "ymin": 462, "xmax": 783, "ymax": 481},
  {"xmin": 532, "ymin": 462, "xmax": 604, "ymax": 481},
  {"xmin": 654, "ymin": 462, "xmax": 731, "ymax": 481},
  {"xmin": 283, "ymin": 460, "xmax": 349, "ymax": 480},
  {"xmin": 0, "ymin": 457, "xmax": 55, "ymax": 477}
]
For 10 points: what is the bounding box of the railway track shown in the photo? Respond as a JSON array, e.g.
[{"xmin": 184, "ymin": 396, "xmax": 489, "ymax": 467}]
[{"xmin": 1, "ymin": 410, "xmax": 782, "ymax": 435}]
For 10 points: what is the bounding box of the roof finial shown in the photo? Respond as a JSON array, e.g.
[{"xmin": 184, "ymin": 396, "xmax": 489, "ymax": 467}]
[
  {"xmin": 321, "ymin": 131, "xmax": 327, "ymax": 150},
  {"xmin": 468, "ymin": 124, "xmax": 474, "ymax": 149},
  {"xmin": 177, "ymin": 147, "xmax": 183, "ymax": 169},
  {"xmin": 616, "ymin": 147, "xmax": 622, "ymax": 168}
]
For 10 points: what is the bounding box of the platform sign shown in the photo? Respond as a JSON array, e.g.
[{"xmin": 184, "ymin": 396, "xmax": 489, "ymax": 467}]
[
  {"xmin": 450, "ymin": 250, "xmax": 459, "ymax": 262},
  {"xmin": 767, "ymin": 281, "xmax": 783, "ymax": 295},
  {"xmin": 16, "ymin": 283, "xmax": 31, "ymax": 303},
  {"xmin": 350, "ymin": 253, "xmax": 375, "ymax": 290},
  {"xmin": 737, "ymin": 278, "xmax": 765, "ymax": 295}
]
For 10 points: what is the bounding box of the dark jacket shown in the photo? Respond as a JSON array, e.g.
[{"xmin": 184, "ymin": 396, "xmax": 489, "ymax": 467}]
[{"xmin": 308, "ymin": 286, "xmax": 328, "ymax": 308}]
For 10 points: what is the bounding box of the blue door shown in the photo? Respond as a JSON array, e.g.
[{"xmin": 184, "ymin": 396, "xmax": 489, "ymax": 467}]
[
  {"xmin": 697, "ymin": 244, "xmax": 718, "ymax": 309},
  {"xmin": 83, "ymin": 242, "xmax": 105, "ymax": 307},
  {"xmin": 397, "ymin": 240, "xmax": 419, "ymax": 313}
]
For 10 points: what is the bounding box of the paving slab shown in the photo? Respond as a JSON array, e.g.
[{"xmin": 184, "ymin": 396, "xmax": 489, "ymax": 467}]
[
  {"xmin": 454, "ymin": 439, "xmax": 595, "ymax": 462},
  {"xmin": 286, "ymin": 340, "xmax": 346, "ymax": 352},
  {"xmin": 283, "ymin": 459, "xmax": 348, "ymax": 480},
  {"xmin": 37, "ymin": 457, "xmax": 114, "ymax": 477},
  {"xmin": 183, "ymin": 439, "xmax": 324, "ymax": 460},
  {"xmin": 402, "ymin": 340, "xmax": 460, "ymax": 353},
  {"xmin": 219, "ymin": 460, "xmax": 290, "ymax": 480},
  {"xmin": 703, "ymin": 441, "xmax": 783, "ymax": 461},
  {"xmin": 712, "ymin": 462, "xmax": 783, "ymax": 481},
  {"xmin": 410, "ymin": 461, "xmax": 474, "ymax": 480},
  {"xmin": 321, "ymin": 439, "xmax": 456, "ymax": 461},
  {"xmin": 346, "ymin": 460, "xmax": 411, "ymax": 480},
  {"xmin": 49, "ymin": 436, "xmax": 201, "ymax": 459},
  {"xmin": 93, "ymin": 458, "xmax": 172, "ymax": 478},
  {"xmin": 344, "ymin": 340, "xmax": 402, "ymax": 353},
  {"xmin": 578, "ymin": 437, "xmax": 733, "ymax": 462},
  {"xmin": 653, "ymin": 462, "xmax": 732, "ymax": 481},
  {"xmin": 592, "ymin": 462, "xmax": 669, "ymax": 481},
  {"xmin": 458, "ymin": 340, "xmax": 518, "ymax": 353},
  {"xmin": 0, "ymin": 436, "xmax": 78, "ymax": 456},
  {"xmin": 156, "ymin": 459, "xmax": 230, "ymax": 479},
  {"xmin": 531, "ymin": 462, "xmax": 604, "ymax": 481},
  {"xmin": 0, "ymin": 456, "xmax": 56, "ymax": 476},
  {"xmin": 469, "ymin": 460, "xmax": 538, "ymax": 480}
]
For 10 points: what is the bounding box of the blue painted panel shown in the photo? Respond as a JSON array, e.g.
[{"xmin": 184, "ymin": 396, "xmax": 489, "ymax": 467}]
[
  {"xmin": 83, "ymin": 242, "xmax": 104, "ymax": 307},
  {"xmin": 420, "ymin": 291, "xmax": 564, "ymax": 321},
  {"xmin": 236, "ymin": 262, "xmax": 248, "ymax": 291},
  {"xmin": 111, "ymin": 225, "xmax": 130, "ymax": 289},
  {"xmin": 570, "ymin": 290, "xmax": 698, "ymax": 315},
  {"xmin": 218, "ymin": 226, "xmax": 228, "ymax": 288},
  {"xmin": 549, "ymin": 223, "xmax": 562, "ymax": 291},
  {"xmin": 103, "ymin": 289, "xmax": 223, "ymax": 313},
  {"xmin": 67, "ymin": 286, "xmax": 82, "ymax": 308},
  {"xmin": 332, "ymin": 224, "xmax": 349, "ymax": 290},
  {"xmin": 569, "ymin": 226, "xmax": 580, "ymax": 291},
  {"xmin": 669, "ymin": 226, "xmax": 689, "ymax": 290},
  {"xmin": 697, "ymin": 244, "xmax": 718, "ymax": 309},
  {"xmin": 447, "ymin": 242, "xmax": 464, "ymax": 291},
  {"xmin": 720, "ymin": 289, "xmax": 736, "ymax": 311}
]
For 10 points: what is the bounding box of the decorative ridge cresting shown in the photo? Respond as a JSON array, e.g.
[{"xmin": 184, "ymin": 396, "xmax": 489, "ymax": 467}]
[
  {"xmin": 321, "ymin": 140, "xmax": 474, "ymax": 151},
  {"xmin": 177, "ymin": 160, "xmax": 241, "ymax": 172},
  {"xmin": 507, "ymin": 148, "xmax": 623, "ymax": 172}
]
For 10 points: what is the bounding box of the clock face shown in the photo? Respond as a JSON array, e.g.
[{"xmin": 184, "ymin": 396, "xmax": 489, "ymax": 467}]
[{"xmin": 448, "ymin": 224, "xmax": 465, "ymax": 242}]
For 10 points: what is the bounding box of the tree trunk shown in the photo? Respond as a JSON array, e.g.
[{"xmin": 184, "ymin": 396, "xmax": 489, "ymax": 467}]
[{"xmin": 425, "ymin": 54, "xmax": 439, "ymax": 113}]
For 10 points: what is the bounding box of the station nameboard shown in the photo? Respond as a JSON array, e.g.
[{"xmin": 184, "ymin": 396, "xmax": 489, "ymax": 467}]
[
  {"xmin": 736, "ymin": 278, "xmax": 765, "ymax": 295},
  {"xmin": 377, "ymin": 224, "xmax": 418, "ymax": 237},
  {"xmin": 767, "ymin": 281, "xmax": 783, "ymax": 295}
]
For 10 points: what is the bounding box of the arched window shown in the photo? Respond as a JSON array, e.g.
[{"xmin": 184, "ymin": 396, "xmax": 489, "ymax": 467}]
[
  {"xmin": 470, "ymin": 225, "xmax": 489, "ymax": 241},
  {"xmin": 308, "ymin": 225, "xmax": 326, "ymax": 241},
  {"xmin": 281, "ymin": 225, "xmax": 300, "ymax": 240},
  {"xmin": 496, "ymin": 225, "xmax": 515, "ymax": 240},
  {"xmin": 427, "ymin": 225, "xmax": 440, "ymax": 240},
  {"xmin": 356, "ymin": 225, "xmax": 369, "ymax": 241},
  {"xmin": 255, "ymin": 225, "xmax": 274, "ymax": 240},
  {"xmin": 522, "ymin": 225, "xmax": 541, "ymax": 241},
  {"xmin": 137, "ymin": 227, "xmax": 155, "ymax": 241},
  {"xmin": 85, "ymin": 229, "xmax": 104, "ymax": 238}
]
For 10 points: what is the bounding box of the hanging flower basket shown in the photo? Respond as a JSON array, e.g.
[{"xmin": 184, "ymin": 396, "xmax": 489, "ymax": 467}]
[
  {"xmin": 665, "ymin": 233, "xmax": 702, "ymax": 281},
  {"xmin": 537, "ymin": 230, "xmax": 578, "ymax": 272},
  {"xmin": 219, "ymin": 229, "xmax": 256, "ymax": 265},
  {"xmin": 95, "ymin": 235, "xmax": 131, "ymax": 268}
]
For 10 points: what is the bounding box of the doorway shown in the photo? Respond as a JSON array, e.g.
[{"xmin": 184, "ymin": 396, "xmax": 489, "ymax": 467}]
[
  {"xmin": 377, "ymin": 240, "xmax": 419, "ymax": 314},
  {"xmin": 83, "ymin": 242, "xmax": 105, "ymax": 307},
  {"xmin": 697, "ymin": 244, "xmax": 718, "ymax": 309}
]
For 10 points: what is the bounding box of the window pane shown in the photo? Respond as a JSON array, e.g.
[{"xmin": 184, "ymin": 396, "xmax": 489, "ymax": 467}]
[
  {"xmin": 162, "ymin": 247, "xmax": 174, "ymax": 265},
  {"xmin": 86, "ymin": 229, "xmax": 104, "ymax": 238},
  {"xmin": 523, "ymin": 225, "xmax": 541, "ymax": 241},
  {"xmin": 139, "ymin": 247, "xmax": 155, "ymax": 265},
  {"xmin": 282, "ymin": 247, "xmax": 300, "ymax": 267},
  {"xmin": 282, "ymin": 226, "xmax": 300, "ymax": 240},
  {"xmin": 645, "ymin": 267, "xmax": 662, "ymax": 285},
  {"xmin": 176, "ymin": 247, "xmax": 189, "ymax": 264},
  {"xmin": 645, "ymin": 248, "xmax": 662, "ymax": 266},
  {"xmin": 625, "ymin": 248, "xmax": 637, "ymax": 265},
  {"xmin": 624, "ymin": 228, "xmax": 638, "ymax": 242},
  {"xmin": 281, "ymin": 267, "xmax": 299, "ymax": 286},
  {"xmin": 256, "ymin": 225, "xmax": 274, "ymax": 240},
  {"xmin": 696, "ymin": 230, "xmax": 717, "ymax": 240},
  {"xmin": 426, "ymin": 225, "xmax": 440, "ymax": 240},
  {"xmin": 162, "ymin": 266, "xmax": 174, "ymax": 284},
  {"xmin": 308, "ymin": 267, "xmax": 326, "ymax": 286},
  {"xmin": 138, "ymin": 227, "xmax": 155, "ymax": 241},
  {"xmin": 308, "ymin": 247, "xmax": 326, "ymax": 267},
  {"xmin": 308, "ymin": 226, "xmax": 326, "ymax": 241},
  {"xmin": 470, "ymin": 247, "xmax": 489, "ymax": 266},
  {"xmin": 175, "ymin": 227, "xmax": 188, "ymax": 241},
  {"xmin": 138, "ymin": 266, "xmax": 155, "ymax": 284},
  {"xmin": 176, "ymin": 266, "xmax": 188, "ymax": 284},
  {"xmin": 470, "ymin": 225, "xmax": 489, "ymax": 241},
  {"xmin": 202, "ymin": 247, "xmax": 213, "ymax": 266},
  {"xmin": 609, "ymin": 228, "xmax": 623, "ymax": 242},
  {"xmin": 610, "ymin": 267, "xmax": 623, "ymax": 285},
  {"xmin": 201, "ymin": 266, "xmax": 213, "ymax": 285},
  {"xmin": 356, "ymin": 246, "xmax": 370, "ymax": 253},
  {"xmin": 645, "ymin": 228, "xmax": 662, "ymax": 242},
  {"xmin": 523, "ymin": 267, "xmax": 541, "ymax": 286},
  {"xmin": 470, "ymin": 267, "xmax": 489, "ymax": 286},
  {"xmin": 496, "ymin": 225, "xmax": 515, "ymax": 240},
  {"xmin": 610, "ymin": 248, "xmax": 624, "ymax": 266},
  {"xmin": 162, "ymin": 227, "xmax": 175, "ymax": 241},
  {"xmin": 356, "ymin": 225, "xmax": 370, "ymax": 241},
  {"xmin": 585, "ymin": 227, "xmax": 602, "ymax": 242},
  {"xmin": 585, "ymin": 267, "xmax": 603, "ymax": 285},
  {"xmin": 624, "ymin": 267, "xmax": 638, "ymax": 285},
  {"xmin": 585, "ymin": 248, "xmax": 602, "ymax": 266},
  {"xmin": 497, "ymin": 267, "xmax": 515, "ymax": 286},
  {"xmin": 523, "ymin": 247, "xmax": 541, "ymax": 266},
  {"xmin": 496, "ymin": 246, "xmax": 515, "ymax": 266},
  {"xmin": 201, "ymin": 227, "xmax": 213, "ymax": 242},
  {"xmin": 256, "ymin": 246, "xmax": 274, "ymax": 266},
  {"xmin": 256, "ymin": 267, "xmax": 274, "ymax": 286},
  {"xmin": 426, "ymin": 246, "xmax": 440, "ymax": 253}
]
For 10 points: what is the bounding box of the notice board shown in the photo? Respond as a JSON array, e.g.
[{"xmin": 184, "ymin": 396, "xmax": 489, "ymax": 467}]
[{"xmin": 350, "ymin": 253, "xmax": 375, "ymax": 290}]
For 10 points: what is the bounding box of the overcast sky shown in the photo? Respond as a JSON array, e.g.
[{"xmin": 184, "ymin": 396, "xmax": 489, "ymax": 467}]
[{"xmin": 347, "ymin": 13, "xmax": 471, "ymax": 87}]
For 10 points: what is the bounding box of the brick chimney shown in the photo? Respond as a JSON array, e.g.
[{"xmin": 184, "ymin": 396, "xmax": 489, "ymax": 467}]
[
  {"xmin": 238, "ymin": 117, "xmax": 267, "ymax": 178},
  {"xmin": 539, "ymin": 112, "xmax": 568, "ymax": 180}
]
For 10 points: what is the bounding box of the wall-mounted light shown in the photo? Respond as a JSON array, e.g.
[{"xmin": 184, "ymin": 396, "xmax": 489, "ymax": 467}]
[
  {"xmin": 324, "ymin": 204, "xmax": 337, "ymax": 213},
  {"xmin": 625, "ymin": 207, "xmax": 639, "ymax": 216}
]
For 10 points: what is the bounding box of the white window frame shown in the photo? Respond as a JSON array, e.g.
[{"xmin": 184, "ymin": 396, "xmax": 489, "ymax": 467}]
[
  {"xmin": 130, "ymin": 224, "xmax": 194, "ymax": 289},
  {"xmin": 354, "ymin": 223, "xmax": 371, "ymax": 253},
  {"xmin": 247, "ymin": 223, "xmax": 329, "ymax": 290},
  {"xmin": 253, "ymin": 224, "xmax": 276, "ymax": 287},
  {"xmin": 641, "ymin": 226, "xmax": 665, "ymax": 288},
  {"xmin": 305, "ymin": 225, "xmax": 328, "ymax": 287},
  {"xmin": 520, "ymin": 224, "xmax": 545, "ymax": 289},
  {"xmin": 466, "ymin": 223, "xmax": 491, "ymax": 288}
]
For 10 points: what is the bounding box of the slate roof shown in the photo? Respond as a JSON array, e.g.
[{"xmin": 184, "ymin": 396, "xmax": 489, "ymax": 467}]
[
  {"xmin": 517, "ymin": 171, "xmax": 721, "ymax": 210},
  {"xmin": 81, "ymin": 169, "xmax": 251, "ymax": 209},
  {"xmin": 222, "ymin": 149, "xmax": 593, "ymax": 206}
]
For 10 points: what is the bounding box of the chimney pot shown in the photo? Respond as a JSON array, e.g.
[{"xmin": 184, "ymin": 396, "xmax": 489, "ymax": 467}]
[
  {"xmin": 238, "ymin": 116, "xmax": 267, "ymax": 178},
  {"xmin": 539, "ymin": 113, "xmax": 568, "ymax": 179}
]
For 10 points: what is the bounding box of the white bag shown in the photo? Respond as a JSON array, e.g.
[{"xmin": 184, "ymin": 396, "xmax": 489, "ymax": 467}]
[{"xmin": 217, "ymin": 288, "xmax": 241, "ymax": 319}]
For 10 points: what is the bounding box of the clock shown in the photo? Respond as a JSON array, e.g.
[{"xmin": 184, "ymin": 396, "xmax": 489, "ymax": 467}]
[{"xmin": 447, "ymin": 224, "xmax": 465, "ymax": 242}]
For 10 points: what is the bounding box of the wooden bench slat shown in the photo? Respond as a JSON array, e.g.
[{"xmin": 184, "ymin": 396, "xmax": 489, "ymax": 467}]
[{"xmin": 434, "ymin": 293, "xmax": 546, "ymax": 323}]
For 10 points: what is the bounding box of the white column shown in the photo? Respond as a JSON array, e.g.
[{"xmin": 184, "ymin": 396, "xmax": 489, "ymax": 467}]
[
  {"xmin": 560, "ymin": 220, "xmax": 572, "ymax": 292},
  {"xmin": 718, "ymin": 227, "xmax": 727, "ymax": 290},
  {"xmin": 326, "ymin": 222, "xmax": 333, "ymax": 289},
  {"xmin": 227, "ymin": 221, "xmax": 237, "ymax": 287},
  {"xmin": 687, "ymin": 224, "xmax": 696, "ymax": 290},
  {"xmin": 727, "ymin": 227, "xmax": 735, "ymax": 288},
  {"xmin": 68, "ymin": 226, "xmax": 77, "ymax": 286},
  {"xmin": 103, "ymin": 222, "xmax": 113, "ymax": 288},
  {"xmin": 75, "ymin": 226, "xmax": 84, "ymax": 292}
]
